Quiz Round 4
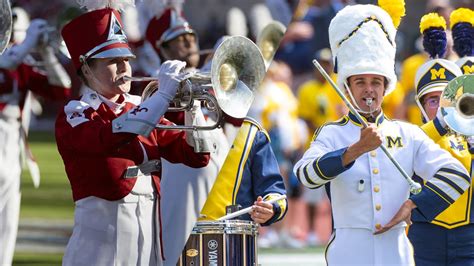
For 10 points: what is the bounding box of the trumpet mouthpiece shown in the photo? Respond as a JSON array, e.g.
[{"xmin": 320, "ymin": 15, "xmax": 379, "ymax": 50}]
[{"xmin": 122, "ymin": 76, "xmax": 158, "ymax": 82}]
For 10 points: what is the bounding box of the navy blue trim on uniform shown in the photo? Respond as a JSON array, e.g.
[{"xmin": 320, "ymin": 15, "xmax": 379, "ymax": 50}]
[
  {"xmin": 262, "ymin": 197, "xmax": 288, "ymax": 226},
  {"xmin": 314, "ymin": 147, "xmax": 354, "ymax": 178},
  {"xmin": 433, "ymin": 116, "xmax": 448, "ymax": 136},
  {"xmin": 347, "ymin": 111, "xmax": 384, "ymax": 126},
  {"xmin": 411, "ymin": 184, "xmax": 453, "ymax": 221},
  {"xmin": 302, "ymin": 164, "xmax": 318, "ymax": 185},
  {"xmin": 426, "ymin": 182, "xmax": 455, "ymax": 204},
  {"xmin": 438, "ymin": 167, "xmax": 471, "ymax": 183},
  {"xmin": 312, "ymin": 116, "xmax": 349, "ymax": 141},
  {"xmin": 433, "ymin": 173, "xmax": 464, "ymax": 195}
]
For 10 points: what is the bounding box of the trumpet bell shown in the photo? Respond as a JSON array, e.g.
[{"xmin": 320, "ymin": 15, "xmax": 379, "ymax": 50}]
[
  {"xmin": 211, "ymin": 36, "xmax": 265, "ymax": 119},
  {"xmin": 256, "ymin": 21, "xmax": 286, "ymax": 67},
  {"xmin": 0, "ymin": 0, "xmax": 12, "ymax": 54},
  {"xmin": 439, "ymin": 75, "xmax": 474, "ymax": 136}
]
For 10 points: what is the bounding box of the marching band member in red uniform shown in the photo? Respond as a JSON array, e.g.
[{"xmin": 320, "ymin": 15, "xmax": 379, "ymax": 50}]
[
  {"xmin": 0, "ymin": 10, "xmax": 71, "ymax": 264},
  {"xmin": 56, "ymin": 2, "xmax": 209, "ymax": 265}
]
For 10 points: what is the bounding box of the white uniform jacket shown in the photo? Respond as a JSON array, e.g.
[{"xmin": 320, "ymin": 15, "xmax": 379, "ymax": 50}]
[{"xmin": 294, "ymin": 112, "xmax": 470, "ymax": 231}]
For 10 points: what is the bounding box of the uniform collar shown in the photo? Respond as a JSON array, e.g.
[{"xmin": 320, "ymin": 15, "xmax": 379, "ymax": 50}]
[
  {"xmin": 82, "ymin": 87, "xmax": 136, "ymax": 112},
  {"xmin": 347, "ymin": 111, "xmax": 385, "ymax": 127},
  {"xmin": 98, "ymin": 93, "xmax": 126, "ymax": 114}
]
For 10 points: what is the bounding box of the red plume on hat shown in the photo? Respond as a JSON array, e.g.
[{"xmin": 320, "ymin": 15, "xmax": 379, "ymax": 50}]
[
  {"xmin": 62, "ymin": 0, "xmax": 136, "ymax": 70},
  {"xmin": 144, "ymin": 0, "xmax": 195, "ymax": 54}
]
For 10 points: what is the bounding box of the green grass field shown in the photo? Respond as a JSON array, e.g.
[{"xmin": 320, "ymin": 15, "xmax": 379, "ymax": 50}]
[
  {"xmin": 19, "ymin": 131, "xmax": 74, "ymax": 220},
  {"xmin": 14, "ymin": 131, "xmax": 72, "ymax": 265}
]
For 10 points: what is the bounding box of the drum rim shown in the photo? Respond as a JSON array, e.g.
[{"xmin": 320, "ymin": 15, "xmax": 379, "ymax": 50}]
[{"xmin": 193, "ymin": 219, "xmax": 259, "ymax": 234}]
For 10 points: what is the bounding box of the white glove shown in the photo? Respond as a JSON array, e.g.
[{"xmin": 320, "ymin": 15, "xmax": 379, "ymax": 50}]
[
  {"xmin": 24, "ymin": 19, "xmax": 48, "ymax": 50},
  {"xmin": 40, "ymin": 46, "xmax": 72, "ymax": 88},
  {"xmin": 0, "ymin": 19, "xmax": 48, "ymax": 69},
  {"xmin": 112, "ymin": 60, "xmax": 186, "ymax": 137},
  {"xmin": 157, "ymin": 60, "xmax": 187, "ymax": 101},
  {"xmin": 185, "ymin": 101, "xmax": 215, "ymax": 153}
]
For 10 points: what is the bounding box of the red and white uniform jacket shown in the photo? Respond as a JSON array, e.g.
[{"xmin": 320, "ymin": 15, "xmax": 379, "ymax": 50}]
[
  {"xmin": 0, "ymin": 63, "xmax": 70, "ymax": 116},
  {"xmin": 55, "ymin": 88, "xmax": 210, "ymax": 202}
]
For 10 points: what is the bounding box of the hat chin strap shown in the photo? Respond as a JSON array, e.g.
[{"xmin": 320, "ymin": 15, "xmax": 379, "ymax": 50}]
[
  {"xmin": 344, "ymin": 81, "xmax": 380, "ymax": 118},
  {"xmin": 415, "ymin": 96, "xmax": 431, "ymax": 122}
]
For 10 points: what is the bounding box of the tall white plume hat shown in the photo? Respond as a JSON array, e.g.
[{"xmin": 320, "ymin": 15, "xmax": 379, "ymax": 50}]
[{"xmin": 329, "ymin": 4, "xmax": 401, "ymax": 96}]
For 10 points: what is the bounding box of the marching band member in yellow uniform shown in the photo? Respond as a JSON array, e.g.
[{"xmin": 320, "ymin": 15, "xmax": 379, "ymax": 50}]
[
  {"xmin": 200, "ymin": 117, "xmax": 288, "ymax": 225},
  {"xmin": 294, "ymin": 1, "xmax": 470, "ymax": 264},
  {"xmin": 408, "ymin": 10, "xmax": 474, "ymax": 265}
]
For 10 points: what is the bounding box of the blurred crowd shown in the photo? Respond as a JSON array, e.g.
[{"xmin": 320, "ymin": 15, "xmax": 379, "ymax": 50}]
[{"xmin": 6, "ymin": 0, "xmax": 473, "ymax": 251}]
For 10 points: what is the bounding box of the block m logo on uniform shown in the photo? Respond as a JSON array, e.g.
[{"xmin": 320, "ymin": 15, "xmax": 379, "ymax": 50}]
[{"xmin": 386, "ymin": 136, "xmax": 403, "ymax": 148}]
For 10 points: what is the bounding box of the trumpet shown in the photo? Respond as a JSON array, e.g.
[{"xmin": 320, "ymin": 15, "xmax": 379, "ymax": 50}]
[
  {"xmin": 126, "ymin": 35, "xmax": 266, "ymax": 131},
  {"xmin": 0, "ymin": 0, "xmax": 13, "ymax": 54},
  {"xmin": 439, "ymin": 74, "xmax": 474, "ymax": 136}
]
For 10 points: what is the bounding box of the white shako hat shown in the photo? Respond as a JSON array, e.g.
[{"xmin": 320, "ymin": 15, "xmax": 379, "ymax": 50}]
[{"xmin": 328, "ymin": 2, "xmax": 404, "ymax": 96}]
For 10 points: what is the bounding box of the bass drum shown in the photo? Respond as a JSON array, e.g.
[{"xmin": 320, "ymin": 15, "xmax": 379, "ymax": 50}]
[{"xmin": 177, "ymin": 220, "xmax": 258, "ymax": 266}]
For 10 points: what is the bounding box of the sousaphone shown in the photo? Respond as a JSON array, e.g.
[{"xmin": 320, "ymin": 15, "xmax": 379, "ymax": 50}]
[{"xmin": 439, "ymin": 74, "xmax": 474, "ymax": 136}]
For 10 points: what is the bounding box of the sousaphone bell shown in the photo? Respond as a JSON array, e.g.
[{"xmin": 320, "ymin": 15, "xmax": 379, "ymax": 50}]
[
  {"xmin": 439, "ymin": 74, "xmax": 474, "ymax": 136},
  {"xmin": 256, "ymin": 21, "xmax": 286, "ymax": 68},
  {"xmin": 0, "ymin": 0, "xmax": 12, "ymax": 54}
]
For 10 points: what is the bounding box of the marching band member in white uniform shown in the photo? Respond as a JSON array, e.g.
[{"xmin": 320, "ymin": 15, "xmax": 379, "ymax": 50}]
[{"xmin": 294, "ymin": 1, "xmax": 470, "ymax": 265}]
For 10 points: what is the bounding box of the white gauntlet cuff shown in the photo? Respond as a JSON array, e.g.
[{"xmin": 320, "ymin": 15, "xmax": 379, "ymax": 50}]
[{"xmin": 113, "ymin": 92, "xmax": 170, "ymax": 136}]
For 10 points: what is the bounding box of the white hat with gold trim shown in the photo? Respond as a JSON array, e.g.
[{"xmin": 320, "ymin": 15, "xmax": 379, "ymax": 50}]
[
  {"xmin": 328, "ymin": 0, "xmax": 405, "ymax": 96},
  {"xmin": 414, "ymin": 13, "xmax": 463, "ymax": 121}
]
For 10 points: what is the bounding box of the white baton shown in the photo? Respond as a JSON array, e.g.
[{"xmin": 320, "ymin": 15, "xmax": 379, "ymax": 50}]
[{"xmin": 217, "ymin": 194, "xmax": 287, "ymax": 221}]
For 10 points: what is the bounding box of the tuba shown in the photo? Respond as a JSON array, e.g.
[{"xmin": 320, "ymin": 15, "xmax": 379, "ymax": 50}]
[
  {"xmin": 256, "ymin": 21, "xmax": 286, "ymax": 68},
  {"xmin": 0, "ymin": 0, "xmax": 12, "ymax": 54},
  {"xmin": 138, "ymin": 35, "xmax": 266, "ymax": 131},
  {"xmin": 439, "ymin": 74, "xmax": 474, "ymax": 136}
]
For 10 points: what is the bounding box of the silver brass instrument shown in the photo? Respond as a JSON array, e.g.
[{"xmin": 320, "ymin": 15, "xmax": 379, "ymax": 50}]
[
  {"xmin": 0, "ymin": 0, "xmax": 12, "ymax": 54},
  {"xmin": 135, "ymin": 35, "xmax": 266, "ymax": 131},
  {"xmin": 313, "ymin": 59, "xmax": 422, "ymax": 194},
  {"xmin": 256, "ymin": 21, "xmax": 286, "ymax": 68},
  {"xmin": 439, "ymin": 74, "xmax": 474, "ymax": 136},
  {"xmin": 23, "ymin": 26, "xmax": 67, "ymax": 67}
]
